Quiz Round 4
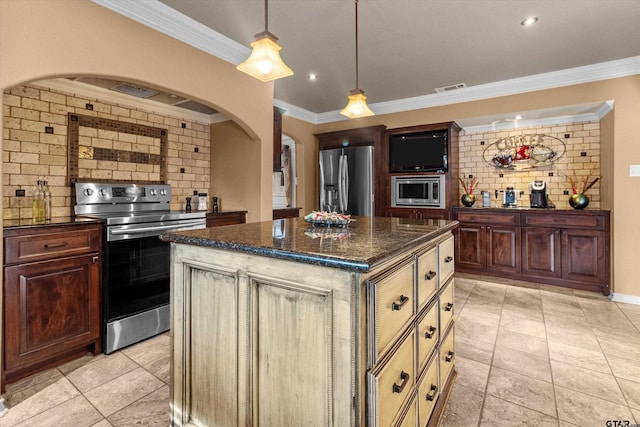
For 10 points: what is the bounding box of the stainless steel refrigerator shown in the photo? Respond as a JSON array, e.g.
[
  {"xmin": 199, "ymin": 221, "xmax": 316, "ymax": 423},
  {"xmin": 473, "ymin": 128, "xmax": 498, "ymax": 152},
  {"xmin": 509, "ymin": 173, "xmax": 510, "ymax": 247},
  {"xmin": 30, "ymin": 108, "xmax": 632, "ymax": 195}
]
[{"xmin": 319, "ymin": 145, "xmax": 373, "ymax": 216}]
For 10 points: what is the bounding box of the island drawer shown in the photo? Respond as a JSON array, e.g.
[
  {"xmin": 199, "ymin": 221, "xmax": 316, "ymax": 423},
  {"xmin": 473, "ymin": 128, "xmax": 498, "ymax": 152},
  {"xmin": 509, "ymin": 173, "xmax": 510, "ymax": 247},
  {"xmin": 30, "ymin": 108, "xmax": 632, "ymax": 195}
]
[
  {"xmin": 418, "ymin": 353, "xmax": 439, "ymax": 427},
  {"xmin": 417, "ymin": 300, "xmax": 438, "ymax": 373},
  {"xmin": 368, "ymin": 329, "xmax": 416, "ymax": 427},
  {"xmin": 439, "ymin": 235, "xmax": 455, "ymax": 284},
  {"xmin": 439, "ymin": 278, "xmax": 454, "ymax": 332},
  {"xmin": 367, "ymin": 259, "xmax": 416, "ymax": 364},
  {"xmin": 4, "ymin": 225, "xmax": 101, "ymax": 265},
  {"xmin": 439, "ymin": 325, "xmax": 456, "ymax": 388},
  {"xmin": 416, "ymin": 245, "xmax": 438, "ymax": 309}
]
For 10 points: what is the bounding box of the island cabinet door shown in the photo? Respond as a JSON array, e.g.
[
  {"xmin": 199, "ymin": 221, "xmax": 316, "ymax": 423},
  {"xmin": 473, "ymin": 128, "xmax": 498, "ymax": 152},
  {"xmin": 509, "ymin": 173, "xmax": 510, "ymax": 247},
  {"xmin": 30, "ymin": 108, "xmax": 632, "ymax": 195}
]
[
  {"xmin": 454, "ymin": 224, "xmax": 485, "ymax": 270},
  {"xmin": 486, "ymin": 226, "xmax": 520, "ymax": 274},
  {"xmin": 521, "ymin": 227, "xmax": 562, "ymax": 278}
]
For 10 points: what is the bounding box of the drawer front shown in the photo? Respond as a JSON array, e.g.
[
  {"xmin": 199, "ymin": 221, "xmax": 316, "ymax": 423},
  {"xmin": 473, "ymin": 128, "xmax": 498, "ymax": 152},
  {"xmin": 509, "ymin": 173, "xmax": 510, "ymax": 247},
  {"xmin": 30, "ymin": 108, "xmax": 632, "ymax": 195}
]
[
  {"xmin": 397, "ymin": 395, "xmax": 417, "ymax": 427},
  {"xmin": 370, "ymin": 261, "xmax": 416, "ymax": 360},
  {"xmin": 456, "ymin": 211, "xmax": 519, "ymax": 226},
  {"xmin": 438, "ymin": 235, "xmax": 455, "ymax": 283},
  {"xmin": 439, "ymin": 278, "xmax": 455, "ymax": 332},
  {"xmin": 523, "ymin": 212, "xmax": 604, "ymax": 229},
  {"xmin": 370, "ymin": 330, "xmax": 416, "ymax": 427},
  {"xmin": 418, "ymin": 353, "xmax": 439, "ymax": 427},
  {"xmin": 439, "ymin": 325, "xmax": 456, "ymax": 389},
  {"xmin": 416, "ymin": 246, "xmax": 438, "ymax": 309},
  {"xmin": 4, "ymin": 226, "xmax": 101, "ymax": 265},
  {"xmin": 417, "ymin": 301, "xmax": 439, "ymax": 372}
]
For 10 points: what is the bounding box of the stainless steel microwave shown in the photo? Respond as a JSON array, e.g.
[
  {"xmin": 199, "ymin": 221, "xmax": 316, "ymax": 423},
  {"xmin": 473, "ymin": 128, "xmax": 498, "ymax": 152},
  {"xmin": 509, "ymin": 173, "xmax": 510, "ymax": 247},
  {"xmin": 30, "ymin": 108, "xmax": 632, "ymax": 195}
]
[{"xmin": 391, "ymin": 175, "xmax": 446, "ymax": 208}]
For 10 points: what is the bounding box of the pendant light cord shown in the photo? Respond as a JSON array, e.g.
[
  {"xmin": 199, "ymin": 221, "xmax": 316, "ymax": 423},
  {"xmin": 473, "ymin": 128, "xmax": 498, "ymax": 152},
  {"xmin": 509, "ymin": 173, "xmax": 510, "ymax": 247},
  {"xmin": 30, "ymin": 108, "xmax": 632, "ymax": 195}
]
[
  {"xmin": 355, "ymin": 0, "xmax": 359, "ymax": 89},
  {"xmin": 264, "ymin": 0, "xmax": 269, "ymax": 32}
]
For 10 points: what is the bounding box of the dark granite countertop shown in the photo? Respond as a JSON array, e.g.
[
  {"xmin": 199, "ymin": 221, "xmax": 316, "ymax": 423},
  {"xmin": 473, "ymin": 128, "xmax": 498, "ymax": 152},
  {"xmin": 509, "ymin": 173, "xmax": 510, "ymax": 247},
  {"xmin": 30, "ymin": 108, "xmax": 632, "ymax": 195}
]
[
  {"xmin": 3, "ymin": 216, "xmax": 104, "ymax": 230},
  {"xmin": 452, "ymin": 206, "xmax": 610, "ymax": 213},
  {"xmin": 161, "ymin": 216, "xmax": 458, "ymax": 272}
]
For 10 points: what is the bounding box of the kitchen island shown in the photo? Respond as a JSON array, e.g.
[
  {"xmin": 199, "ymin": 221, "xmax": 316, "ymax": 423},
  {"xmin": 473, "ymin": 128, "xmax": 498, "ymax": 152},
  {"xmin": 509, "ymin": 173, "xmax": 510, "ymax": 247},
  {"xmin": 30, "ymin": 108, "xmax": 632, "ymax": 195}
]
[{"xmin": 161, "ymin": 216, "xmax": 458, "ymax": 427}]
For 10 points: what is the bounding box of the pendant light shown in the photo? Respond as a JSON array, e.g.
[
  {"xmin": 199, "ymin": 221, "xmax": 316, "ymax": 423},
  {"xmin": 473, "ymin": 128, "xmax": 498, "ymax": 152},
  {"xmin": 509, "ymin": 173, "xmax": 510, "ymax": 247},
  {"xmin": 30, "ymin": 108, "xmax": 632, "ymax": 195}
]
[
  {"xmin": 340, "ymin": 0, "xmax": 374, "ymax": 118},
  {"xmin": 237, "ymin": 0, "xmax": 294, "ymax": 82}
]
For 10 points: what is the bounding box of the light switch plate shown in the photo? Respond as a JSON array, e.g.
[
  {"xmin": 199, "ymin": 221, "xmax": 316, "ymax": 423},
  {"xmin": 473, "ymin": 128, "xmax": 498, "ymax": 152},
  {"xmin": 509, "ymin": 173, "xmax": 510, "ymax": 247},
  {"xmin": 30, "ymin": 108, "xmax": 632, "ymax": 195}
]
[{"xmin": 630, "ymin": 165, "xmax": 640, "ymax": 176}]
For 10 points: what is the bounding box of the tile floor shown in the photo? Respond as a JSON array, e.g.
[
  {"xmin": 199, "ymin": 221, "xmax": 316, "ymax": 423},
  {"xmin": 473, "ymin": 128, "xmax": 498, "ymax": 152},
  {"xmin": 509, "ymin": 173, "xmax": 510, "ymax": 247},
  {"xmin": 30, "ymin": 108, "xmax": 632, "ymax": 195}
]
[{"xmin": 0, "ymin": 276, "xmax": 639, "ymax": 426}]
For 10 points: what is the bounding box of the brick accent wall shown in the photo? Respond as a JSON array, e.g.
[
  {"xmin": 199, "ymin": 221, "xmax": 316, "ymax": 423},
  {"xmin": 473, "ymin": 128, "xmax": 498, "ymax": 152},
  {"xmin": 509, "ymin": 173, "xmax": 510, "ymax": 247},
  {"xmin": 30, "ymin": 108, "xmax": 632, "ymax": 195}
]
[
  {"xmin": 457, "ymin": 121, "xmax": 601, "ymax": 209},
  {"xmin": 3, "ymin": 84, "xmax": 211, "ymax": 219}
]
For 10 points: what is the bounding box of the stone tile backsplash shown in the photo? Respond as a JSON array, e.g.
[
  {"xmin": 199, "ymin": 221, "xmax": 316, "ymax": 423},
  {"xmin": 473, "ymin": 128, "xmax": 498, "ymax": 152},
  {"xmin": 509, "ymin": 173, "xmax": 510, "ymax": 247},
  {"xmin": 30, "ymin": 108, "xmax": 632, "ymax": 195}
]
[{"xmin": 3, "ymin": 84, "xmax": 211, "ymax": 219}]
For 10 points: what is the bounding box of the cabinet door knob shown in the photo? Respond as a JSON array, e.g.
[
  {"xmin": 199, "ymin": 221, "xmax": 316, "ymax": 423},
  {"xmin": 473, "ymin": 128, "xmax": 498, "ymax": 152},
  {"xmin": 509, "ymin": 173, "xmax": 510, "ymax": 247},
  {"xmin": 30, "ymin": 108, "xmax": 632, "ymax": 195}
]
[
  {"xmin": 445, "ymin": 350, "xmax": 455, "ymax": 363},
  {"xmin": 444, "ymin": 302, "xmax": 453, "ymax": 312},
  {"xmin": 92, "ymin": 256, "xmax": 99, "ymax": 264},
  {"xmin": 392, "ymin": 371, "xmax": 410, "ymax": 394},
  {"xmin": 424, "ymin": 326, "xmax": 437, "ymax": 339},
  {"xmin": 444, "ymin": 256, "xmax": 453, "ymax": 263},
  {"xmin": 426, "ymin": 384, "xmax": 438, "ymax": 401},
  {"xmin": 391, "ymin": 295, "xmax": 409, "ymax": 311},
  {"xmin": 424, "ymin": 271, "xmax": 437, "ymax": 280}
]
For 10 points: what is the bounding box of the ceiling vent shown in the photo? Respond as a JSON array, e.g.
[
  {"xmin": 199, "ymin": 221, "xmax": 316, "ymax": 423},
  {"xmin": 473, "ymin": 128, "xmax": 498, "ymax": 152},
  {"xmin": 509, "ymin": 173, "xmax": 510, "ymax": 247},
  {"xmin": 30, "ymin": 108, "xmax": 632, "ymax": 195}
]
[
  {"xmin": 434, "ymin": 83, "xmax": 467, "ymax": 93},
  {"xmin": 111, "ymin": 83, "xmax": 159, "ymax": 99}
]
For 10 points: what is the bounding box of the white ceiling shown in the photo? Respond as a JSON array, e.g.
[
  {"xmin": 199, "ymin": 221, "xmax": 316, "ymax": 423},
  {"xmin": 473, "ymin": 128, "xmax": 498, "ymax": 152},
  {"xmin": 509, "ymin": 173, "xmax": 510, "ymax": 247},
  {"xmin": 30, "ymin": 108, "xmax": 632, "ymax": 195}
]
[{"xmin": 90, "ymin": 0, "xmax": 640, "ymax": 125}]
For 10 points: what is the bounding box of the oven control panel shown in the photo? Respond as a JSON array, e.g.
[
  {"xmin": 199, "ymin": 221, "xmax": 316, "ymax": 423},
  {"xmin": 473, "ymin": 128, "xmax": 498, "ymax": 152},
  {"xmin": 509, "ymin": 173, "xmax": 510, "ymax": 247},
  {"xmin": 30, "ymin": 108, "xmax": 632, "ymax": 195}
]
[{"xmin": 75, "ymin": 182, "xmax": 172, "ymax": 205}]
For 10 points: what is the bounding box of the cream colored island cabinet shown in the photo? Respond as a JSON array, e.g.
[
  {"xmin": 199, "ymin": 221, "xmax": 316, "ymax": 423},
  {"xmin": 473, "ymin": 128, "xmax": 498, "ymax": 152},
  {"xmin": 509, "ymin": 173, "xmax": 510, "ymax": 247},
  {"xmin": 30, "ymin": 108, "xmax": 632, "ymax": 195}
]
[{"xmin": 161, "ymin": 216, "xmax": 458, "ymax": 427}]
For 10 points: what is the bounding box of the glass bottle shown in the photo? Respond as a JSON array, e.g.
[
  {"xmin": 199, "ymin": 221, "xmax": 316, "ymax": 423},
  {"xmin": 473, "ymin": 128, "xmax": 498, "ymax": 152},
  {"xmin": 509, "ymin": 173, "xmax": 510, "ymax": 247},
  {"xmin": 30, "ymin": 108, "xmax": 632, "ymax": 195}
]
[
  {"xmin": 32, "ymin": 178, "xmax": 45, "ymax": 223},
  {"xmin": 42, "ymin": 178, "xmax": 52, "ymax": 220}
]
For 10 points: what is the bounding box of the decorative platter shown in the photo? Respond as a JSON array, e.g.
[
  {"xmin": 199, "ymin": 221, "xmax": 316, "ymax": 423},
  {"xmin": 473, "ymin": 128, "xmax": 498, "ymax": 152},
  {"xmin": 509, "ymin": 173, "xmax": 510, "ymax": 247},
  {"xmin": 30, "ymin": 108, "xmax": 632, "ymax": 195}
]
[{"xmin": 303, "ymin": 211, "xmax": 352, "ymax": 227}]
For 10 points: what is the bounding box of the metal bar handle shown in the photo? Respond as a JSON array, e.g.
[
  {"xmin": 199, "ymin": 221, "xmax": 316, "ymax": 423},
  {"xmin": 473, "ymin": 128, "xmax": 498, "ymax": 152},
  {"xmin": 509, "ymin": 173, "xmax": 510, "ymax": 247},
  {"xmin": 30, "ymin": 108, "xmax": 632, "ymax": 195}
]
[
  {"xmin": 444, "ymin": 302, "xmax": 453, "ymax": 312},
  {"xmin": 391, "ymin": 295, "xmax": 409, "ymax": 311},
  {"xmin": 424, "ymin": 326, "xmax": 437, "ymax": 339},
  {"xmin": 444, "ymin": 256, "xmax": 453, "ymax": 263},
  {"xmin": 445, "ymin": 350, "xmax": 454, "ymax": 362},
  {"xmin": 424, "ymin": 270, "xmax": 437, "ymax": 280},
  {"xmin": 392, "ymin": 371, "xmax": 410, "ymax": 394},
  {"xmin": 426, "ymin": 384, "xmax": 437, "ymax": 401},
  {"xmin": 44, "ymin": 242, "xmax": 68, "ymax": 249},
  {"xmin": 110, "ymin": 222, "xmax": 203, "ymax": 235}
]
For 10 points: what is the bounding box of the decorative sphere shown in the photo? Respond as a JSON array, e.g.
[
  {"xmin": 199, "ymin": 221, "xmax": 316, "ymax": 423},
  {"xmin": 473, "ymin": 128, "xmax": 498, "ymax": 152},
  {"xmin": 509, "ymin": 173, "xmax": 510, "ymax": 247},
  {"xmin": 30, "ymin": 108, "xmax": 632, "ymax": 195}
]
[
  {"xmin": 569, "ymin": 193, "xmax": 589, "ymax": 209},
  {"xmin": 461, "ymin": 194, "xmax": 476, "ymax": 207}
]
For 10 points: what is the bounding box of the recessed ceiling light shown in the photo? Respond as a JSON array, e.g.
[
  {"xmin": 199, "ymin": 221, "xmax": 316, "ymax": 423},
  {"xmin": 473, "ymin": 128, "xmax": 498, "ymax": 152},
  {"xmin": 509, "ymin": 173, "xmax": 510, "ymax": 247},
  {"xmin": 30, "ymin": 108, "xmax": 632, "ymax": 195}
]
[
  {"xmin": 521, "ymin": 16, "xmax": 539, "ymax": 26},
  {"xmin": 307, "ymin": 73, "xmax": 318, "ymax": 81},
  {"xmin": 514, "ymin": 115, "xmax": 523, "ymax": 120}
]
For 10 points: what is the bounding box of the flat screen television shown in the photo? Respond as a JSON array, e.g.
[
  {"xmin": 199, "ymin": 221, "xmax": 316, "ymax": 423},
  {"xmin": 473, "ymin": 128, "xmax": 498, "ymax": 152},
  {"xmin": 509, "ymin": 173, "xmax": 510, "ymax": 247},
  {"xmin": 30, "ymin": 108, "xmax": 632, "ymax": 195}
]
[{"xmin": 389, "ymin": 130, "xmax": 448, "ymax": 172}]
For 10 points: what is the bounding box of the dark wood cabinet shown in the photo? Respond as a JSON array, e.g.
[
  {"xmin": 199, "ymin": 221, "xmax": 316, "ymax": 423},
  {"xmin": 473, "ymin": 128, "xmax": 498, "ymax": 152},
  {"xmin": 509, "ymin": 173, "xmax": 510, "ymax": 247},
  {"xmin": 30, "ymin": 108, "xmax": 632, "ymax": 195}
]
[
  {"xmin": 3, "ymin": 223, "xmax": 102, "ymax": 388},
  {"xmin": 389, "ymin": 207, "xmax": 447, "ymax": 220},
  {"xmin": 206, "ymin": 211, "xmax": 247, "ymax": 227},
  {"xmin": 452, "ymin": 208, "xmax": 610, "ymax": 295}
]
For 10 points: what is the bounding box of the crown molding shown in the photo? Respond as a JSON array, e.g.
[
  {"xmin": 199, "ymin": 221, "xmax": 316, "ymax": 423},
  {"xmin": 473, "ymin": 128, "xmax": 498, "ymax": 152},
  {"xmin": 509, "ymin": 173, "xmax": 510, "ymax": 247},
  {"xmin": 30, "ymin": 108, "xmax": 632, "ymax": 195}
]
[
  {"xmin": 34, "ymin": 78, "xmax": 224, "ymax": 125},
  {"xmin": 92, "ymin": 0, "xmax": 640, "ymax": 125}
]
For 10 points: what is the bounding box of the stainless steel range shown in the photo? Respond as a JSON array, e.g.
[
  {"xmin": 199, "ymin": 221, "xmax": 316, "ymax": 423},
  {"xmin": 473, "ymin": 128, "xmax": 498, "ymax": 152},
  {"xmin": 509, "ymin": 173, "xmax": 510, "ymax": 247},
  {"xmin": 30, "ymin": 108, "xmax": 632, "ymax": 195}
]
[{"xmin": 74, "ymin": 182, "xmax": 206, "ymax": 354}]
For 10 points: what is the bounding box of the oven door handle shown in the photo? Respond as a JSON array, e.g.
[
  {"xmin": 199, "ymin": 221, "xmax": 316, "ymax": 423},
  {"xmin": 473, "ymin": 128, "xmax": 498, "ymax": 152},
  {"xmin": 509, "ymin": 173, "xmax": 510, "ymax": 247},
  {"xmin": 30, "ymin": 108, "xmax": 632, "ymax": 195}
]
[{"xmin": 110, "ymin": 222, "xmax": 204, "ymax": 235}]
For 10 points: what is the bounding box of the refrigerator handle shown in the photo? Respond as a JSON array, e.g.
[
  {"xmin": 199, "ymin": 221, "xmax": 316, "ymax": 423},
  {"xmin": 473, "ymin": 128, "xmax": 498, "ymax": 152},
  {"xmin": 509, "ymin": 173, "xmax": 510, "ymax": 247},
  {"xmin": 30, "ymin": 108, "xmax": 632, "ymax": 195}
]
[
  {"xmin": 319, "ymin": 155, "xmax": 325, "ymax": 209},
  {"xmin": 342, "ymin": 154, "xmax": 349, "ymax": 213},
  {"xmin": 337, "ymin": 154, "xmax": 344, "ymax": 212}
]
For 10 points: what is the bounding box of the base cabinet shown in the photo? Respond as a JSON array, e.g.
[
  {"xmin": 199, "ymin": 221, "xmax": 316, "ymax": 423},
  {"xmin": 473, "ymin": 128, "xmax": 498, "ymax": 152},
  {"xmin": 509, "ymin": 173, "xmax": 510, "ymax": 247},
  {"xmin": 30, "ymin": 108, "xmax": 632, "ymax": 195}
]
[
  {"xmin": 453, "ymin": 208, "xmax": 610, "ymax": 295},
  {"xmin": 169, "ymin": 231, "xmax": 456, "ymax": 426},
  {"xmin": 2, "ymin": 223, "xmax": 102, "ymax": 388}
]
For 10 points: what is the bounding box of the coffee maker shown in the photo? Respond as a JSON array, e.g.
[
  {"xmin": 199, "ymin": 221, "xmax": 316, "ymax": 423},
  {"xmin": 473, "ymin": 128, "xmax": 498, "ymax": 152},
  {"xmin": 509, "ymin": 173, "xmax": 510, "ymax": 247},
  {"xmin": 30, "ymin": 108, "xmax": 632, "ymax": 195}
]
[{"xmin": 529, "ymin": 180, "xmax": 548, "ymax": 208}]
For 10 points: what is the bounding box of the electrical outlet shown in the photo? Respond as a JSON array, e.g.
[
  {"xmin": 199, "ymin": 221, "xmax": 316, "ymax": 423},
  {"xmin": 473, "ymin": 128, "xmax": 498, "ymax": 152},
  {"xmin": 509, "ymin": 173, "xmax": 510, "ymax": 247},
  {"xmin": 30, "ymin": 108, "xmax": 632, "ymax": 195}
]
[
  {"xmin": 15, "ymin": 189, "xmax": 25, "ymax": 197},
  {"xmin": 630, "ymin": 165, "xmax": 640, "ymax": 176}
]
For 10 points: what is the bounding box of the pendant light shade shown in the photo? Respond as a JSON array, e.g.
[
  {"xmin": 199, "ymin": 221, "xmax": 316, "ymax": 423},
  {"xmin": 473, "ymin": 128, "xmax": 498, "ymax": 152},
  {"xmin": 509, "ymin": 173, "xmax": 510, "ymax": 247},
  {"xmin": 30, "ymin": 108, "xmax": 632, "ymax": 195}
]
[
  {"xmin": 341, "ymin": 0, "xmax": 374, "ymax": 118},
  {"xmin": 236, "ymin": 1, "xmax": 293, "ymax": 82},
  {"xmin": 340, "ymin": 88, "xmax": 374, "ymax": 118}
]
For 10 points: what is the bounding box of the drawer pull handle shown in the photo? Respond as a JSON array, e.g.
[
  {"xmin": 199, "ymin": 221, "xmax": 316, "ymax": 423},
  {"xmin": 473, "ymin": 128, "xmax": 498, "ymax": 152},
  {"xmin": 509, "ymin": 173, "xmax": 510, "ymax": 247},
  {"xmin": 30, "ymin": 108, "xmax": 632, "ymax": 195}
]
[
  {"xmin": 424, "ymin": 326, "xmax": 437, "ymax": 339},
  {"xmin": 44, "ymin": 242, "xmax": 68, "ymax": 249},
  {"xmin": 424, "ymin": 271, "xmax": 437, "ymax": 281},
  {"xmin": 444, "ymin": 256, "xmax": 453, "ymax": 263},
  {"xmin": 391, "ymin": 295, "xmax": 409, "ymax": 311},
  {"xmin": 444, "ymin": 302, "xmax": 453, "ymax": 312},
  {"xmin": 445, "ymin": 350, "xmax": 454, "ymax": 363},
  {"xmin": 392, "ymin": 371, "xmax": 410, "ymax": 394},
  {"xmin": 426, "ymin": 384, "xmax": 438, "ymax": 401}
]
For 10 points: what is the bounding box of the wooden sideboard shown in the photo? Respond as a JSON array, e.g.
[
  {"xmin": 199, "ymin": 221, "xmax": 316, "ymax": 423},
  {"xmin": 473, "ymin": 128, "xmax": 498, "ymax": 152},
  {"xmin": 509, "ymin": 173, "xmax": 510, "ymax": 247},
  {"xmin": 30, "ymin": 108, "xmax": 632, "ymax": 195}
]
[{"xmin": 452, "ymin": 208, "xmax": 610, "ymax": 295}]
